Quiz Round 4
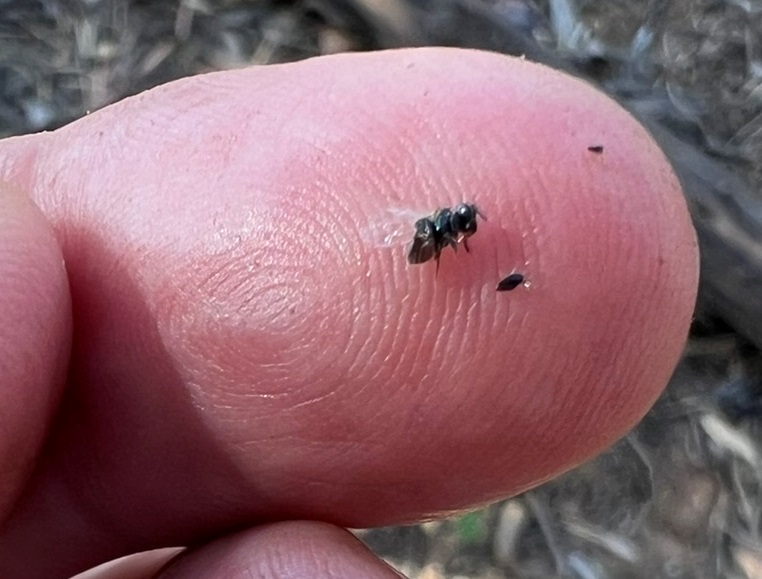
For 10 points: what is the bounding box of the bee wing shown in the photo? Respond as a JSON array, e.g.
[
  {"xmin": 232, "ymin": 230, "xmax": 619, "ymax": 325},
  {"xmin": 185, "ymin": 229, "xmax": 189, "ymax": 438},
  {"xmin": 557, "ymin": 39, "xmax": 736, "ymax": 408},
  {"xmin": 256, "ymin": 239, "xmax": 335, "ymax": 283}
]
[
  {"xmin": 407, "ymin": 237, "xmax": 437, "ymax": 264},
  {"xmin": 407, "ymin": 218, "xmax": 437, "ymax": 264}
]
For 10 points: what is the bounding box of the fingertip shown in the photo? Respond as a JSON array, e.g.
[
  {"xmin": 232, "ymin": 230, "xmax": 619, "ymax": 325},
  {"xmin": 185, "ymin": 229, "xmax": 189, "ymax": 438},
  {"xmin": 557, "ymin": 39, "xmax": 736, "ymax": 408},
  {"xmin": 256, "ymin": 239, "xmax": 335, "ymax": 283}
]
[
  {"xmin": 37, "ymin": 48, "xmax": 697, "ymax": 511},
  {"xmin": 0, "ymin": 48, "xmax": 698, "ymax": 576},
  {"xmin": 180, "ymin": 49, "xmax": 697, "ymax": 517},
  {"xmin": 71, "ymin": 549, "xmax": 183, "ymax": 579},
  {"xmin": 157, "ymin": 522, "xmax": 403, "ymax": 579}
]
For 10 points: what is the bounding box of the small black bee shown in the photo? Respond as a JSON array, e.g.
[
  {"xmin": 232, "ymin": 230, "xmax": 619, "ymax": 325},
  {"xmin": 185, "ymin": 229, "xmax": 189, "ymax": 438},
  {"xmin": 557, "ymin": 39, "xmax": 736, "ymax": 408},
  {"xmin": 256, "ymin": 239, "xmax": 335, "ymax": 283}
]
[{"xmin": 407, "ymin": 202, "xmax": 484, "ymax": 271}]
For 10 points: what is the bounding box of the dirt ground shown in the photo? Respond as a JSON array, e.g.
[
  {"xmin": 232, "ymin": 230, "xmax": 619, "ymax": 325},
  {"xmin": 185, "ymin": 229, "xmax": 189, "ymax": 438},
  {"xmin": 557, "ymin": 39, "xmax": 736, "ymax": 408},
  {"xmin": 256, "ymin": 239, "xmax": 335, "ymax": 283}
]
[{"xmin": 2, "ymin": 1, "xmax": 762, "ymax": 578}]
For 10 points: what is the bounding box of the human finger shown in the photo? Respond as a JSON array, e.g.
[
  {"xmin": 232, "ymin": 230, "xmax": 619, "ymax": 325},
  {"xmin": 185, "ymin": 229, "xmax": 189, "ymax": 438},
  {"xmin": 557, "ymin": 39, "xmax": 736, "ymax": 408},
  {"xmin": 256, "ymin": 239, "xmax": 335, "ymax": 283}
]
[
  {"xmin": 0, "ymin": 48, "xmax": 697, "ymax": 577},
  {"xmin": 0, "ymin": 185, "xmax": 70, "ymax": 519},
  {"xmin": 157, "ymin": 522, "xmax": 402, "ymax": 579}
]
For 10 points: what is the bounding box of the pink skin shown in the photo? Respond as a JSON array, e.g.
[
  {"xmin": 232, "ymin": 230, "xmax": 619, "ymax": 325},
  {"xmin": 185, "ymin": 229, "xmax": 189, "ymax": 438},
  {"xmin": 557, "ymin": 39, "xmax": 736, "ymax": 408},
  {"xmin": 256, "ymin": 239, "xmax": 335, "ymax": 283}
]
[
  {"xmin": 157, "ymin": 523, "xmax": 403, "ymax": 579},
  {"xmin": 0, "ymin": 48, "xmax": 697, "ymax": 578},
  {"xmin": 0, "ymin": 191, "xmax": 69, "ymax": 518}
]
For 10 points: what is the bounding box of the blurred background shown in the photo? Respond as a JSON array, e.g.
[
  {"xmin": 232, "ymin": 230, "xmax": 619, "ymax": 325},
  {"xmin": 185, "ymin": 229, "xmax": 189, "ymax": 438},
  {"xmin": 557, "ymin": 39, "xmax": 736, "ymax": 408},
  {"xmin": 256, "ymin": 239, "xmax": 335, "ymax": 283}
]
[{"xmin": 2, "ymin": 1, "xmax": 762, "ymax": 577}]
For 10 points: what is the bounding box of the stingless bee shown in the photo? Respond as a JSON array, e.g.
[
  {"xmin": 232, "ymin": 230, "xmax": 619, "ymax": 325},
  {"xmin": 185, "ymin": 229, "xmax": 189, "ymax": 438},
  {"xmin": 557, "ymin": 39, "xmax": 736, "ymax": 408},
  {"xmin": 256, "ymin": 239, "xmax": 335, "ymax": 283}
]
[{"xmin": 407, "ymin": 202, "xmax": 484, "ymax": 271}]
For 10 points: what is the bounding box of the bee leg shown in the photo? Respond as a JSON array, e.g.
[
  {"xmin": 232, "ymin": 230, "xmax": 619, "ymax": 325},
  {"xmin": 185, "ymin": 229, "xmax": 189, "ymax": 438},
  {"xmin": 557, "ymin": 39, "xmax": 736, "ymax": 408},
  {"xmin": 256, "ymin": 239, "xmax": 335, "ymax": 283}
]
[
  {"xmin": 463, "ymin": 238, "xmax": 470, "ymax": 253},
  {"xmin": 433, "ymin": 245, "xmax": 443, "ymax": 276}
]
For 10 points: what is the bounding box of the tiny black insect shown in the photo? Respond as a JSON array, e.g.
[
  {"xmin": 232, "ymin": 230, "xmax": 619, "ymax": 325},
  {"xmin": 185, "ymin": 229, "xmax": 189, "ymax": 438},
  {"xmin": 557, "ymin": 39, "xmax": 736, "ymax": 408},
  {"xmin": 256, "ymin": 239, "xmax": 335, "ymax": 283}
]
[
  {"xmin": 496, "ymin": 273, "xmax": 524, "ymax": 292},
  {"xmin": 587, "ymin": 145, "xmax": 604, "ymax": 153},
  {"xmin": 407, "ymin": 203, "xmax": 484, "ymax": 271}
]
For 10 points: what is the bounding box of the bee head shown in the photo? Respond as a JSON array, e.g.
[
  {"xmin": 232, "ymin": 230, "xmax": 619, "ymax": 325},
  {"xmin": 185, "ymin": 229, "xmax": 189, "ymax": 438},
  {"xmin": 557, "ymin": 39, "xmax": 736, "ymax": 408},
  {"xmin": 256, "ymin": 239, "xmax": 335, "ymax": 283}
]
[{"xmin": 451, "ymin": 203, "xmax": 479, "ymax": 236}]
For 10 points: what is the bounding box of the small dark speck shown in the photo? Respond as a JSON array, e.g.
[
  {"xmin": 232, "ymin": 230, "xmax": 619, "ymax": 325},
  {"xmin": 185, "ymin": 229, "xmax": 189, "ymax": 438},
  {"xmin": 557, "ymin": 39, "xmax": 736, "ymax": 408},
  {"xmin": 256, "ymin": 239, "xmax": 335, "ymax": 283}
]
[
  {"xmin": 587, "ymin": 145, "xmax": 604, "ymax": 153},
  {"xmin": 497, "ymin": 273, "xmax": 524, "ymax": 292}
]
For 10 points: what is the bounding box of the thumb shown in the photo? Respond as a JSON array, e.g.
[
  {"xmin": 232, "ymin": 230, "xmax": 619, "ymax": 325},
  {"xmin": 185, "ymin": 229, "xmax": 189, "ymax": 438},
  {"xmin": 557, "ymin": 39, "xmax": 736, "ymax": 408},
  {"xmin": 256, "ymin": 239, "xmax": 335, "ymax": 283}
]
[{"xmin": 0, "ymin": 47, "xmax": 697, "ymax": 578}]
